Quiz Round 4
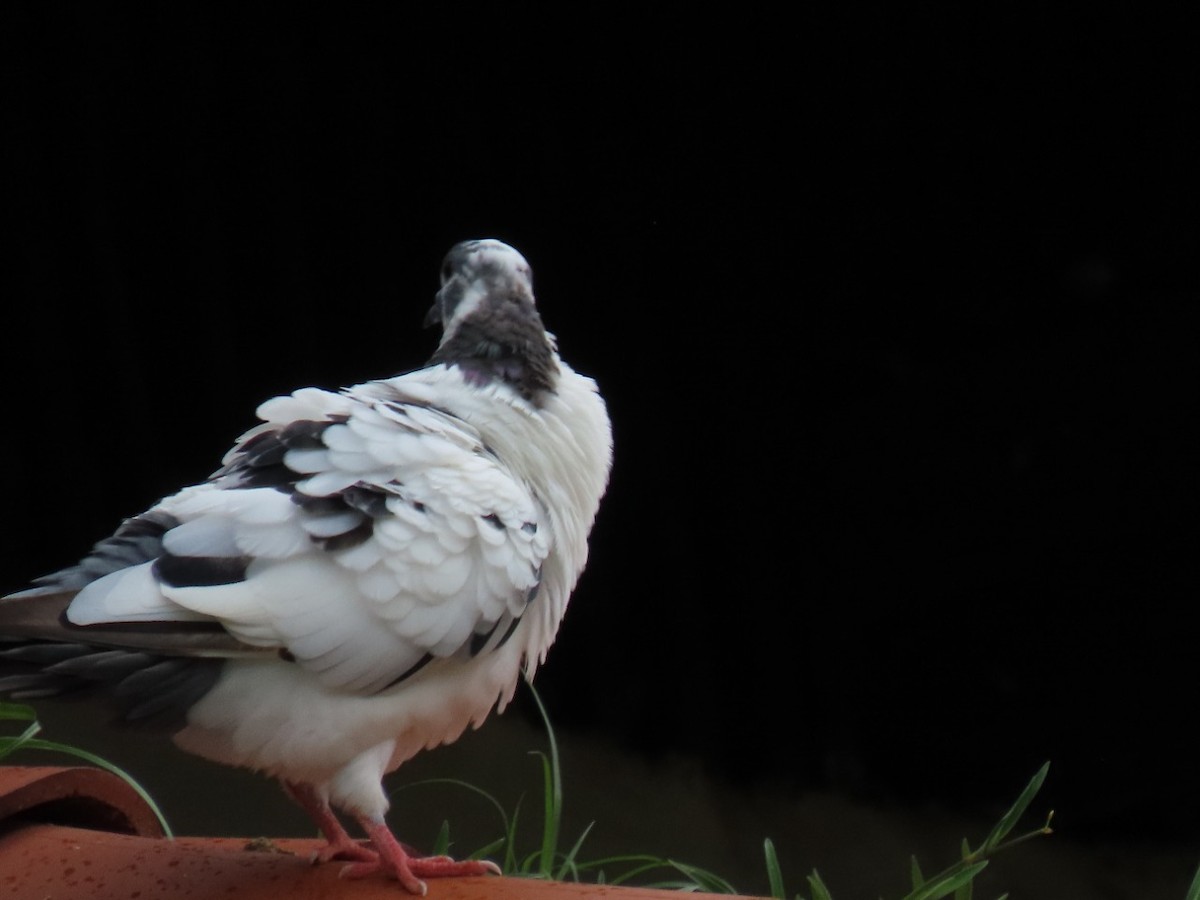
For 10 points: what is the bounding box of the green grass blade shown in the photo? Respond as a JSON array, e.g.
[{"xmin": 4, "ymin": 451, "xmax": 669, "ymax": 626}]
[
  {"xmin": 0, "ymin": 702, "xmax": 39, "ymax": 722},
  {"xmin": 391, "ymin": 775, "xmax": 512, "ymax": 866},
  {"xmin": 573, "ymin": 854, "xmax": 733, "ymax": 892},
  {"xmin": 980, "ymin": 762, "xmax": 1049, "ymax": 853},
  {"xmin": 552, "ymin": 821, "xmax": 596, "ymax": 881},
  {"xmin": 391, "ymin": 776, "xmax": 512, "ymax": 836},
  {"xmin": 432, "ymin": 819, "xmax": 451, "ymax": 856},
  {"xmin": 765, "ymin": 838, "xmax": 787, "ymax": 898},
  {"xmin": 528, "ymin": 749, "xmax": 555, "ymax": 876},
  {"xmin": 555, "ymin": 856, "xmax": 583, "ymax": 883},
  {"xmin": 0, "ymin": 720, "xmax": 42, "ymax": 762},
  {"xmin": 1, "ymin": 702, "xmax": 43, "ymax": 762},
  {"xmin": 954, "ymin": 839, "xmax": 975, "ymax": 900},
  {"xmin": 505, "ymin": 795, "xmax": 524, "ymax": 873},
  {"xmin": 904, "ymin": 861, "xmax": 987, "ymax": 900},
  {"xmin": 806, "ymin": 869, "xmax": 835, "ymax": 900},
  {"xmin": 518, "ymin": 847, "xmax": 545, "ymax": 876},
  {"xmin": 469, "ymin": 837, "xmax": 506, "ymax": 860},
  {"xmin": 910, "ymin": 855, "xmax": 925, "ymax": 890},
  {"xmin": 663, "ymin": 859, "xmax": 739, "ymax": 894},
  {"xmin": 589, "ymin": 855, "xmax": 672, "ymax": 886},
  {"xmin": 1185, "ymin": 860, "xmax": 1200, "ymax": 900},
  {"xmin": 525, "ymin": 679, "xmax": 564, "ymax": 879},
  {"xmin": 573, "ymin": 852, "xmax": 707, "ymax": 887}
]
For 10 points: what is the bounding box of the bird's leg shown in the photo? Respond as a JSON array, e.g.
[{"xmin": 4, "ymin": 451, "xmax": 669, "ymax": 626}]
[
  {"xmin": 338, "ymin": 815, "xmax": 501, "ymax": 896},
  {"xmin": 281, "ymin": 780, "xmax": 379, "ymax": 865}
]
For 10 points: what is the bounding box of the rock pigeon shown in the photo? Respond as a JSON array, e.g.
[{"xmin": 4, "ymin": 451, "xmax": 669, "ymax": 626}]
[{"xmin": 0, "ymin": 239, "xmax": 613, "ymax": 894}]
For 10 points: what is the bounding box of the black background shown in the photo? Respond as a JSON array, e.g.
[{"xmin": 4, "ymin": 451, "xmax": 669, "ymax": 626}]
[{"xmin": 4, "ymin": 5, "xmax": 1198, "ymax": 894}]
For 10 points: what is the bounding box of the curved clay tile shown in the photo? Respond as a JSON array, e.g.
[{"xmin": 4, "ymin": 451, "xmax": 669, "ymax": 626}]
[{"xmin": 0, "ymin": 766, "xmax": 757, "ymax": 899}]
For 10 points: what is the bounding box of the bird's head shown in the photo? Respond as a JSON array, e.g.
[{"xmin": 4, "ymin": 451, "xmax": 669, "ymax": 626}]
[
  {"xmin": 425, "ymin": 239, "xmax": 537, "ymax": 341},
  {"xmin": 424, "ymin": 239, "xmax": 558, "ymax": 402}
]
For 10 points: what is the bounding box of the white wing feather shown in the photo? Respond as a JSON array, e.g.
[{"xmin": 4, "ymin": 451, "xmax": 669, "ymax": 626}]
[{"xmin": 65, "ymin": 372, "xmax": 551, "ymax": 695}]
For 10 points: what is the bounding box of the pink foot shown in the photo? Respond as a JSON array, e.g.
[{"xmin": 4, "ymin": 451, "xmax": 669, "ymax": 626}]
[
  {"xmin": 341, "ymin": 817, "xmax": 500, "ymax": 895},
  {"xmin": 282, "ymin": 780, "xmax": 380, "ymax": 865},
  {"xmin": 314, "ymin": 836, "xmax": 379, "ymax": 865}
]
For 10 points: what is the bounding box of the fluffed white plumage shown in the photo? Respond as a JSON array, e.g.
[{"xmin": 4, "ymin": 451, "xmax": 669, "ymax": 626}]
[{"xmin": 0, "ymin": 239, "xmax": 612, "ymax": 894}]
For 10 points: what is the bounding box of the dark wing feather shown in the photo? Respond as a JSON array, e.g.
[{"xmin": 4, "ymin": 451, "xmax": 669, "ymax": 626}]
[{"xmin": 0, "ymin": 591, "xmax": 264, "ymax": 657}]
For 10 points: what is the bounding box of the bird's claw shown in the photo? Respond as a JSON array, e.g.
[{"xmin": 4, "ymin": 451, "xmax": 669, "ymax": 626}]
[
  {"xmin": 336, "ymin": 850, "xmax": 499, "ymax": 894},
  {"xmin": 407, "ymin": 856, "xmax": 501, "ymax": 878},
  {"xmin": 338, "ymin": 859, "xmax": 427, "ymax": 895},
  {"xmin": 311, "ymin": 839, "xmax": 379, "ymax": 866}
]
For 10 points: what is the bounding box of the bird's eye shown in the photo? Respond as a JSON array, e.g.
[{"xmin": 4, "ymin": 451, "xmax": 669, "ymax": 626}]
[{"xmin": 440, "ymin": 261, "xmax": 454, "ymax": 284}]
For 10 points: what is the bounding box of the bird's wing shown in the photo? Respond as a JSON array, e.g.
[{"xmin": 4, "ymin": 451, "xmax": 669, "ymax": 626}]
[{"xmin": 11, "ymin": 372, "xmax": 551, "ymax": 696}]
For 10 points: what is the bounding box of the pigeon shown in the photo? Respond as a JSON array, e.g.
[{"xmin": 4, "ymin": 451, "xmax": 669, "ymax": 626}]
[{"xmin": 0, "ymin": 238, "xmax": 613, "ymax": 894}]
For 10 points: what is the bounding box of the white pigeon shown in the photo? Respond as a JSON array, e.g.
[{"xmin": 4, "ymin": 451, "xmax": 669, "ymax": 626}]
[{"xmin": 0, "ymin": 239, "xmax": 613, "ymax": 894}]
